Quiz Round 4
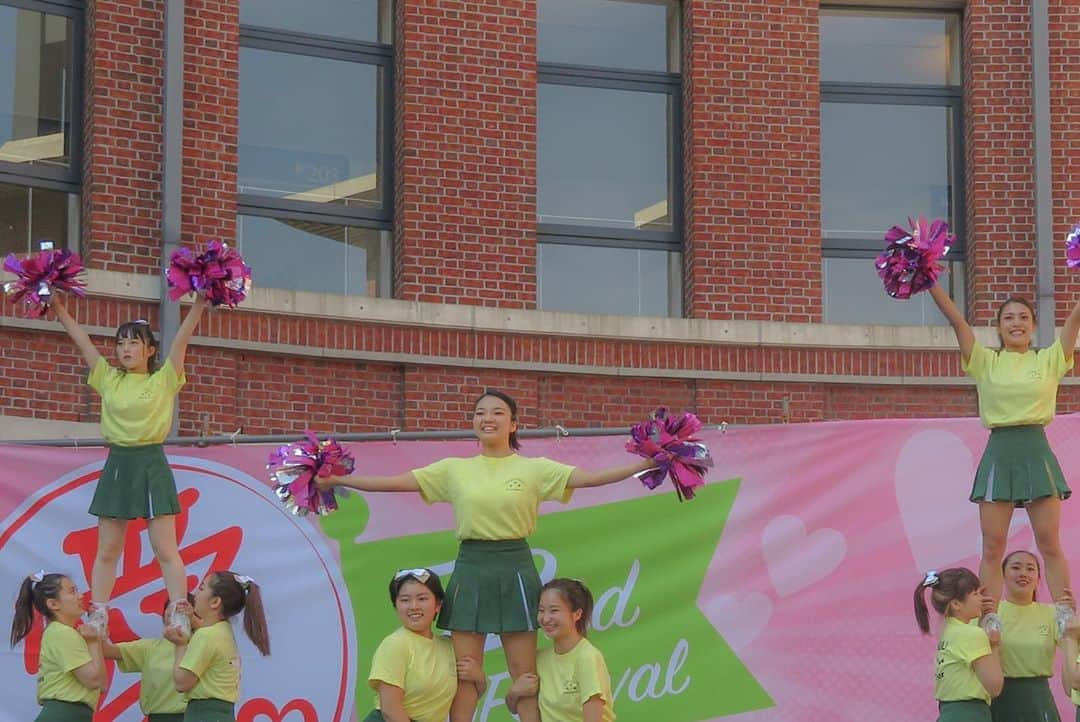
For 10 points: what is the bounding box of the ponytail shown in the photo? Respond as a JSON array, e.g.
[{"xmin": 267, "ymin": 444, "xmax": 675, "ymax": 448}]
[
  {"xmin": 208, "ymin": 571, "xmax": 271, "ymax": 656},
  {"xmin": 10, "ymin": 573, "xmax": 66, "ymax": 647},
  {"xmin": 913, "ymin": 568, "xmax": 980, "ymax": 635}
]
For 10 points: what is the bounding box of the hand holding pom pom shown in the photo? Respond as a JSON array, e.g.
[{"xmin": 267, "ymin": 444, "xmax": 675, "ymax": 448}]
[
  {"xmin": 268, "ymin": 430, "xmax": 355, "ymax": 516},
  {"xmin": 626, "ymin": 407, "xmax": 713, "ymax": 501},
  {"xmin": 875, "ymin": 216, "xmax": 953, "ymax": 299},
  {"xmin": 2, "ymin": 241, "xmax": 87, "ymax": 318},
  {"xmin": 166, "ymin": 239, "xmax": 252, "ymax": 308}
]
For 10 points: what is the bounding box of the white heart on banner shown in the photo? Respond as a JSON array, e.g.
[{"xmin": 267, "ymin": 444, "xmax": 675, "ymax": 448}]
[
  {"xmin": 702, "ymin": 592, "xmax": 773, "ymax": 650},
  {"xmin": 761, "ymin": 515, "xmax": 847, "ymax": 597}
]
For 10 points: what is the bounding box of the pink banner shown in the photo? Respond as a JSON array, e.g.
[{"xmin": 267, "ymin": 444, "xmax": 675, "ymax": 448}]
[{"xmin": 1, "ymin": 415, "xmax": 1079, "ymax": 721}]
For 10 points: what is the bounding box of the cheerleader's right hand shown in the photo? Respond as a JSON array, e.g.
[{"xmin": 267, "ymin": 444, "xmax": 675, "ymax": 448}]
[
  {"xmin": 164, "ymin": 625, "xmax": 190, "ymax": 646},
  {"xmin": 315, "ymin": 475, "xmax": 340, "ymax": 491},
  {"xmin": 1065, "ymin": 616, "xmax": 1080, "ymax": 640},
  {"xmin": 78, "ymin": 623, "xmax": 102, "ymax": 643},
  {"xmin": 510, "ymin": 673, "xmax": 539, "ymax": 698},
  {"xmin": 986, "ymin": 629, "xmax": 1001, "ymax": 647}
]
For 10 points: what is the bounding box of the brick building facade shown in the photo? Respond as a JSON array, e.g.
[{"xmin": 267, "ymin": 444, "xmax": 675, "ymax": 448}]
[{"xmin": 2, "ymin": 0, "xmax": 1077, "ymax": 440}]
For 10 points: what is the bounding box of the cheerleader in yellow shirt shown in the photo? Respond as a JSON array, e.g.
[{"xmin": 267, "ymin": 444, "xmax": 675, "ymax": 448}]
[
  {"xmin": 324, "ymin": 389, "xmax": 655, "ymax": 722},
  {"xmin": 929, "ymin": 287, "xmax": 1080, "ymax": 628},
  {"xmin": 989, "ymin": 551, "xmax": 1069, "ymax": 722},
  {"xmin": 1060, "ymin": 616, "xmax": 1080, "ymax": 720},
  {"xmin": 52, "ymin": 295, "xmax": 208, "ymax": 634},
  {"xmin": 164, "ymin": 571, "xmax": 271, "ymax": 722},
  {"xmin": 365, "ymin": 568, "xmax": 484, "ymax": 722},
  {"xmin": 9, "ymin": 572, "xmax": 108, "ymax": 722},
  {"xmin": 507, "ymin": 579, "xmax": 615, "ymax": 722},
  {"xmin": 914, "ymin": 567, "xmax": 1004, "ymax": 722}
]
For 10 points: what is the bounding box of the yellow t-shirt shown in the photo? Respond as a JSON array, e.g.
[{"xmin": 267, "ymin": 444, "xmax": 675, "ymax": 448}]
[
  {"xmin": 413, "ymin": 455, "xmax": 575, "ymax": 540},
  {"xmin": 962, "ymin": 340, "xmax": 1073, "ymax": 428},
  {"xmin": 998, "ymin": 600, "xmax": 1057, "ymax": 678},
  {"xmin": 367, "ymin": 628, "xmax": 456, "ymax": 722},
  {"xmin": 536, "ymin": 638, "xmax": 615, "ymax": 722},
  {"xmin": 88, "ymin": 356, "xmax": 186, "ymax": 445},
  {"xmin": 935, "ymin": 617, "xmax": 993, "ymax": 703},
  {"xmin": 36, "ymin": 621, "xmax": 100, "ymax": 708},
  {"xmin": 116, "ymin": 637, "xmax": 188, "ymax": 714},
  {"xmin": 179, "ymin": 621, "xmax": 240, "ymax": 703}
]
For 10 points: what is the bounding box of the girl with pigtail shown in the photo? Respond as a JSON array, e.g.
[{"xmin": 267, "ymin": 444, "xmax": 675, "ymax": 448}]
[
  {"xmin": 165, "ymin": 570, "xmax": 272, "ymax": 722},
  {"xmin": 323, "ymin": 389, "xmax": 655, "ymax": 722},
  {"xmin": 10, "ymin": 572, "xmax": 108, "ymax": 722},
  {"xmin": 915, "ymin": 567, "xmax": 1003, "ymax": 722},
  {"xmin": 51, "ymin": 294, "xmax": 208, "ymax": 635}
]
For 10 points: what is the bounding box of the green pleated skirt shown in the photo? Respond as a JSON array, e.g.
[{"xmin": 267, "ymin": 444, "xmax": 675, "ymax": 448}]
[
  {"xmin": 970, "ymin": 426, "xmax": 1070, "ymax": 507},
  {"xmin": 90, "ymin": 444, "xmax": 180, "ymax": 519},
  {"xmin": 938, "ymin": 700, "xmax": 992, "ymax": 722},
  {"xmin": 35, "ymin": 700, "xmax": 93, "ymax": 722},
  {"xmin": 438, "ymin": 538, "xmax": 541, "ymax": 634},
  {"xmin": 149, "ymin": 714, "xmax": 187, "ymax": 722},
  {"xmin": 991, "ymin": 677, "xmax": 1059, "ymax": 722},
  {"xmin": 183, "ymin": 698, "xmax": 234, "ymax": 722}
]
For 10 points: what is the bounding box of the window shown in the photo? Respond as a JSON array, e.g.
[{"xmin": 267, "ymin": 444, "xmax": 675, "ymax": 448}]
[
  {"xmin": 537, "ymin": 0, "xmax": 682, "ymax": 317},
  {"xmin": 0, "ymin": 0, "xmax": 82, "ymax": 255},
  {"xmin": 820, "ymin": 9, "xmax": 964, "ymax": 325},
  {"xmin": 238, "ymin": 0, "xmax": 392, "ymax": 297}
]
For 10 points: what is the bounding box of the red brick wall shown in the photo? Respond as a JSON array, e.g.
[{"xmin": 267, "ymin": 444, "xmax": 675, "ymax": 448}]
[
  {"xmin": 83, "ymin": 0, "xmax": 165, "ymax": 272},
  {"xmin": 393, "ymin": 0, "xmax": 538, "ymax": 307},
  {"xmin": 682, "ymin": 0, "xmax": 821, "ymax": 322},
  {"xmin": 963, "ymin": 1, "xmax": 1036, "ymax": 323},
  {"xmin": 1049, "ymin": 0, "xmax": 1080, "ymax": 325}
]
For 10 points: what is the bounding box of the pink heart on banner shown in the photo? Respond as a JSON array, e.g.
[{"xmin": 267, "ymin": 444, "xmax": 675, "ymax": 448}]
[
  {"xmin": 761, "ymin": 515, "xmax": 846, "ymax": 597},
  {"xmin": 702, "ymin": 592, "xmax": 773, "ymax": 650}
]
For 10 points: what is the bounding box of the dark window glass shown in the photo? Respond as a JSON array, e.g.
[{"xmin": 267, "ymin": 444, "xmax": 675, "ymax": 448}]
[
  {"xmin": 240, "ymin": 0, "xmax": 385, "ymax": 42},
  {"xmin": 538, "ymin": 0, "xmax": 677, "ymax": 72},
  {"xmin": 239, "ymin": 47, "xmax": 382, "ymax": 211},
  {"xmin": 822, "ymin": 102, "xmax": 953, "ymax": 238},
  {"xmin": 538, "ymin": 243, "xmax": 680, "ymax": 317},
  {"xmin": 237, "ymin": 215, "xmax": 387, "ymax": 296},
  {"xmin": 0, "ymin": 6, "xmax": 74, "ymax": 171},
  {"xmin": 823, "ymin": 257, "xmax": 963, "ymax": 325},
  {"xmin": 0, "ymin": 182, "xmax": 76, "ymax": 256},
  {"xmin": 821, "ymin": 11, "xmax": 960, "ymax": 85},
  {"xmin": 538, "ymin": 84, "xmax": 671, "ymax": 230}
]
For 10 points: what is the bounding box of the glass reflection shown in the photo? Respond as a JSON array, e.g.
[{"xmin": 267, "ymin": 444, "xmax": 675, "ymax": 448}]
[
  {"xmin": 538, "ymin": 243, "xmax": 678, "ymax": 316},
  {"xmin": 0, "ymin": 183, "xmax": 74, "ymax": 256},
  {"xmin": 821, "ymin": 10, "xmax": 960, "ymax": 85},
  {"xmin": 538, "ymin": 0, "xmax": 677, "ymax": 72},
  {"xmin": 241, "ymin": 0, "xmax": 385, "ymax": 42}
]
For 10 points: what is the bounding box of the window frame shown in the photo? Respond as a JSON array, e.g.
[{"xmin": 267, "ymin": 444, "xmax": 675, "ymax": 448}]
[
  {"xmin": 536, "ymin": 23, "xmax": 684, "ymax": 316},
  {"xmin": 0, "ymin": 0, "xmax": 84, "ymax": 193}
]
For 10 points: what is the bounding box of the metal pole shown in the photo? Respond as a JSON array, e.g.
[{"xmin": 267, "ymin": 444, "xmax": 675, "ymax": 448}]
[{"xmin": 1032, "ymin": 0, "xmax": 1055, "ymax": 344}]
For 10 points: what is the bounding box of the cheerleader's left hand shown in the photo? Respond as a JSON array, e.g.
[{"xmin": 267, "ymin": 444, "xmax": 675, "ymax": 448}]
[
  {"xmin": 164, "ymin": 625, "xmax": 190, "ymax": 646},
  {"xmin": 1060, "ymin": 588, "xmax": 1076, "ymax": 612},
  {"xmin": 456, "ymin": 655, "xmax": 485, "ymax": 683}
]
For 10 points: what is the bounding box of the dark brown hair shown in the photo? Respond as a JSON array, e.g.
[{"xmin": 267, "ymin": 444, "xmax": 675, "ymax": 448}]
[
  {"xmin": 388, "ymin": 569, "xmax": 445, "ymax": 605},
  {"xmin": 115, "ymin": 321, "xmax": 160, "ymax": 373},
  {"xmin": 207, "ymin": 572, "xmax": 271, "ymax": 656},
  {"xmin": 995, "ymin": 297, "xmax": 1036, "ymax": 350},
  {"xmin": 1002, "ymin": 550, "xmax": 1041, "ymax": 602},
  {"xmin": 10, "ymin": 573, "xmax": 67, "ymax": 647},
  {"xmin": 474, "ymin": 388, "xmax": 521, "ymax": 450},
  {"xmin": 913, "ymin": 568, "xmax": 981, "ymax": 634},
  {"xmin": 541, "ymin": 578, "xmax": 594, "ymax": 637}
]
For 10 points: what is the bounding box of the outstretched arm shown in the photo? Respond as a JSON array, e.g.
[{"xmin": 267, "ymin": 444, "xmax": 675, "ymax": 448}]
[
  {"xmin": 167, "ymin": 295, "xmax": 208, "ymax": 373},
  {"xmin": 319, "ymin": 471, "xmax": 420, "ymax": 493},
  {"xmin": 51, "ymin": 295, "xmax": 101, "ymax": 368},
  {"xmin": 1060, "ymin": 299, "xmax": 1080, "ymax": 365},
  {"xmin": 567, "ymin": 459, "xmax": 656, "ymax": 489},
  {"xmin": 929, "ymin": 284, "xmax": 976, "ymax": 363}
]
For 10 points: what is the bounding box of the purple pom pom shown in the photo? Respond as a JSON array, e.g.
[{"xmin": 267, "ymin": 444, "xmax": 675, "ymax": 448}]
[
  {"xmin": 875, "ymin": 216, "xmax": 953, "ymax": 299},
  {"xmin": 1066, "ymin": 224, "xmax": 1080, "ymax": 269},
  {"xmin": 268, "ymin": 430, "xmax": 355, "ymax": 516},
  {"xmin": 625, "ymin": 407, "xmax": 713, "ymax": 502},
  {"xmin": 3, "ymin": 244, "xmax": 87, "ymax": 318},
  {"xmin": 166, "ymin": 240, "xmax": 252, "ymax": 308}
]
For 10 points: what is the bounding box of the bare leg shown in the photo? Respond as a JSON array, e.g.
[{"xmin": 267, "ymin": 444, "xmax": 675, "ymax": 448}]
[
  {"xmin": 147, "ymin": 514, "xmax": 188, "ymax": 602},
  {"xmin": 1028, "ymin": 496, "xmax": 1069, "ymax": 600},
  {"xmin": 502, "ymin": 631, "xmax": 539, "ymax": 722},
  {"xmin": 90, "ymin": 517, "xmax": 128, "ymax": 604},
  {"xmin": 449, "ymin": 631, "xmax": 485, "ymax": 722},
  {"xmin": 978, "ymin": 501, "xmax": 1015, "ymax": 602}
]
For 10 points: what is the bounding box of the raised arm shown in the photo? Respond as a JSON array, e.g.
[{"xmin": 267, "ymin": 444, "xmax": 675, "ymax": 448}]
[
  {"xmin": 972, "ymin": 630, "xmax": 1003, "ymax": 698},
  {"xmin": 167, "ymin": 295, "xmax": 208, "ymax": 372},
  {"xmin": 567, "ymin": 459, "xmax": 656, "ymax": 490},
  {"xmin": 929, "ymin": 285, "xmax": 976, "ymax": 363},
  {"xmin": 74, "ymin": 626, "xmax": 108, "ymax": 690},
  {"xmin": 318, "ymin": 471, "xmax": 421, "ymax": 493},
  {"xmin": 101, "ymin": 639, "xmax": 123, "ymax": 661},
  {"xmin": 51, "ymin": 295, "xmax": 101, "ymax": 368},
  {"xmin": 1063, "ymin": 618, "xmax": 1080, "ymax": 694},
  {"xmin": 1061, "ymin": 299, "xmax": 1080, "ymax": 364}
]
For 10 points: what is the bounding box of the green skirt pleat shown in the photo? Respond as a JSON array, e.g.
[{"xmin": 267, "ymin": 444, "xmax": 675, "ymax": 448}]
[
  {"xmin": 991, "ymin": 677, "xmax": 1059, "ymax": 722},
  {"xmin": 90, "ymin": 444, "xmax": 180, "ymax": 519},
  {"xmin": 938, "ymin": 700, "xmax": 992, "ymax": 722},
  {"xmin": 438, "ymin": 539, "xmax": 541, "ymax": 634},
  {"xmin": 183, "ymin": 698, "xmax": 235, "ymax": 722},
  {"xmin": 34, "ymin": 700, "xmax": 93, "ymax": 722},
  {"xmin": 970, "ymin": 426, "xmax": 1070, "ymax": 507}
]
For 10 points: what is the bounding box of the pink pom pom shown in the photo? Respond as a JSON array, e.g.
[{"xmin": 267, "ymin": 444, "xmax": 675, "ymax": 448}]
[
  {"xmin": 626, "ymin": 407, "xmax": 713, "ymax": 502},
  {"xmin": 166, "ymin": 240, "xmax": 252, "ymax": 308},
  {"xmin": 268, "ymin": 430, "xmax": 355, "ymax": 516},
  {"xmin": 875, "ymin": 216, "xmax": 953, "ymax": 299},
  {"xmin": 3, "ymin": 243, "xmax": 87, "ymax": 318},
  {"xmin": 1066, "ymin": 224, "xmax": 1080, "ymax": 269}
]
